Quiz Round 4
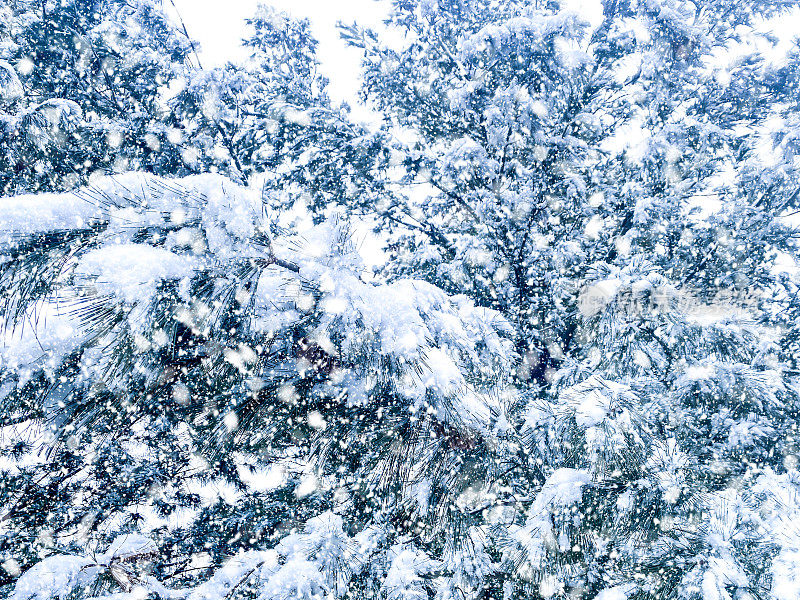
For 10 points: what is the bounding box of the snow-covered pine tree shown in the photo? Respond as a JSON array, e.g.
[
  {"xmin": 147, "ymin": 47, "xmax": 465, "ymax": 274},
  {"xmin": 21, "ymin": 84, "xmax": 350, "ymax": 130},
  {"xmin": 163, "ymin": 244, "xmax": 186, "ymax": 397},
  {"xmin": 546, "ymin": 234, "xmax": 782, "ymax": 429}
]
[
  {"xmin": 0, "ymin": 172, "xmax": 514, "ymax": 598},
  {"xmin": 293, "ymin": 0, "xmax": 800, "ymax": 598},
  {"xmin": 170, "ymin": 5, "xmax": 329, "ymax": 185},
  {"xmin": 4, "ymin": 1, "xmax": 800, "ymax": 600},
  {"xmin": 173, "ymin": 2, "xmax": 391, "ymax": 210},
  {"xmin": 0, "ymin": 0, "xmax": 200, "ymax": 194}
]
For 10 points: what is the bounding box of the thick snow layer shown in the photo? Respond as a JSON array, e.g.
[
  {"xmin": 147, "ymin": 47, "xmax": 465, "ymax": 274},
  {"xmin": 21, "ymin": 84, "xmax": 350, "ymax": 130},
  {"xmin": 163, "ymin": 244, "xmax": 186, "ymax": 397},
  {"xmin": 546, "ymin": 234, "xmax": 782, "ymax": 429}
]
[
  {"xmin": 0, "ymin": 173, "xmax": 513, "ymax": 435},
  {"xmin": 507, "ymin": 468, "xmax": 591, "ymax": 570},
  {"xmin": 0, "ymin": 172, "xmax": 259, "ymax": 240},
  {"xmin": 1, "ymin": 303, "xmax": 80, "ymax": 376},
  {"xmin": 558, "ymin": 376, "xmax": 637, "ymax": 430},
  {"xmin": 187, "ymin": 550, "xmax": 278, "ymax": 600},
  {"xmin": 11, "ymin": 555, "xmax": 102, "ymax": 600},
  {"xmin": 75, "ymin": 244, "xmax": 196, "ymax": 304},
  {"xmin": 258, "ymin": 557, "xmax": 325, "ymax": 600},
  {"xmin": 537, "ymin": 468, "xmax": 591, "ymax": 507}
]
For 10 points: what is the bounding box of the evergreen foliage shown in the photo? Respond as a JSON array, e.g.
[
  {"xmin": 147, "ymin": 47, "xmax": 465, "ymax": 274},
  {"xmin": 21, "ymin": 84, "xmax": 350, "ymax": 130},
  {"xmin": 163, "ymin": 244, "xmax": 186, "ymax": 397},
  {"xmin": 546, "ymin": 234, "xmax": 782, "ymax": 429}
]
[
  {"xmin": 3, "ymin": 1, "xmax": 800, "ymax": 600},
  {"xmin": 0, "ymin": 0, "xmax": 204, "ymax": 194}
]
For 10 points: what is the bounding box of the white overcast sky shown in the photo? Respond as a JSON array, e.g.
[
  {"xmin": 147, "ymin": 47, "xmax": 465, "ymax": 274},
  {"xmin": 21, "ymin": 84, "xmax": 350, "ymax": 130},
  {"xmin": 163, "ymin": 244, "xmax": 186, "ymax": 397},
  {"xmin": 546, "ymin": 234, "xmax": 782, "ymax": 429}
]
[{"xmin": 167, "ymin": 0, "xmax": 391, "ymax": 111}]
